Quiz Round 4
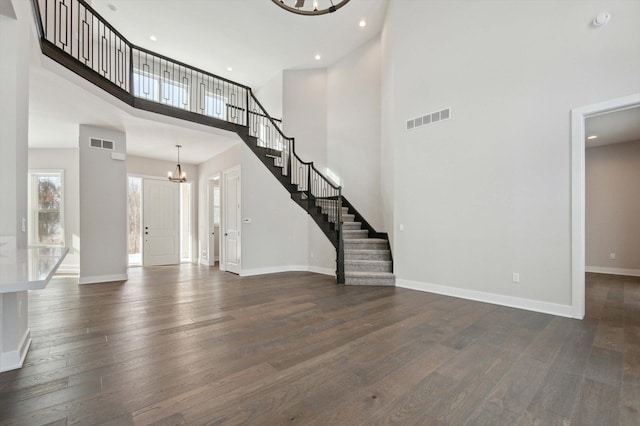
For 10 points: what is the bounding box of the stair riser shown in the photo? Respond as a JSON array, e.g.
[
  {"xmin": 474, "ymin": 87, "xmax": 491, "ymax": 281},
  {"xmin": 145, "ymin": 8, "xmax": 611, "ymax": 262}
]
[
  {"xmin": 342, "ymin": 223, "xmax": 362, "ymax": 231},
  {"xmin": 345, "ymin": 277, "xmax": 396, "ymax": 286},
  {"xmin": 344, "ymin": 242, "xmax": 388, "ymax": 251},
  {"xmin": 344, "ymin": 252, "xmax": 391, "ymax": 261},
  {"xmin": 343, "ymin": 231, "xmax": 369, "ymax": 239},
  {"xmin": 326, "ymin": 214, "xmax": 355, "ymax": 222},
  {"xmin": 345, "ymin": 263, "xmax": 392, "ymax": 273}
]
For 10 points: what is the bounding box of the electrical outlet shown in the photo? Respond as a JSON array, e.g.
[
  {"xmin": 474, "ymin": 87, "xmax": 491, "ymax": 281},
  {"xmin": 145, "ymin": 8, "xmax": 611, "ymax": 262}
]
[
  {"xmin": 610, "ymin": 253, "xmax": 616, "ymax": 260},
  {"xmin": 512, "ymin": 273, "xmax": 520, "ymax": 283}
]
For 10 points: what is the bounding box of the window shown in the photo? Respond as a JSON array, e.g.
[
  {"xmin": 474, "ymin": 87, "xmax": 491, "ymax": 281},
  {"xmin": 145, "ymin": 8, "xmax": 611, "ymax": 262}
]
[
  {"xmin": 204, "ymin": 93, "xmax": 227, "ymax": 120},
  {"xmin": 132, "ymin": 70, "xmax": 189, "ymax": 109},
  {"xmin": 127, "ymin": 176, "xmax": 142, "ymax": 266},
  {"xmin": 28, "ymin": 171, "xmax": 64, "ymax": 246}
]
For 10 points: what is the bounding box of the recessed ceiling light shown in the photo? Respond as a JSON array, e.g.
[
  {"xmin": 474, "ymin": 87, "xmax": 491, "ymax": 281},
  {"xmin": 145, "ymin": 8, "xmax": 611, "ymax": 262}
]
[
  {"xmin": 587, "ymin": 135, "xmax": 598, "ymax": 140},
  {"xmin": 315, "ymin": 54, "xmax": 321, "ymax": 60},
  {"xmin": 359, "ymin": 19, "xmax": 366, "ymax": 27},
  {"xmin": 149, "ymin": 35, "xmax": 157, "ymax": 42},
  {"xmin": 227, "ymin": 67, "xmax": 233, "ymax": 72}
]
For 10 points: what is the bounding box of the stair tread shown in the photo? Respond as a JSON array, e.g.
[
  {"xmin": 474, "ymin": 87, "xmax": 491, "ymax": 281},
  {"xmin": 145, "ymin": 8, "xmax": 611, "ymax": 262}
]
[{"xmin": 345, "ymin": 259, "xmax": 391, "ymax": 263}]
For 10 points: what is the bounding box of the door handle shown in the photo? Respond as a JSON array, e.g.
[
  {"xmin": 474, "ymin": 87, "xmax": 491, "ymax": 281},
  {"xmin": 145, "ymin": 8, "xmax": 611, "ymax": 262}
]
[
  {"xmin": 145, "ymin": 226, "xmax": 148, "ymax": 230},
  {"xmin": 225, "ymin": 233, "xmax": 228, "ymax": 236},
  {"xmin": 212, "ymin": 232, "xmax": 215, "ymax": 235},
  {"xmin": 145, "ymin": 232, "xmax": 148, "ymax": 235}
]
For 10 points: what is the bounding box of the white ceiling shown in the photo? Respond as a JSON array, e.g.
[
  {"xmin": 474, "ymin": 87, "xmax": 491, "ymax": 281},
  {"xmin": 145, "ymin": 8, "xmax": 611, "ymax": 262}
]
[
  {"xmin": 585, "ymin": 106, "xmax": 640, "ymax": 148},
  {"xmin": 28, "ymin": 0, "xmax": 388, "ymax": 164}
]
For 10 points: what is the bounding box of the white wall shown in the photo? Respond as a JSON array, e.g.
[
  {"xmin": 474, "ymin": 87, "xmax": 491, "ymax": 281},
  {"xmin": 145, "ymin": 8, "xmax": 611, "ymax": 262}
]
[
  {"xmin": 29, "ymin": 148, "xmax": 80, "ymax": 272},
  {"xmin": 0, "ymin": 2, "xmax": 30, "ymax": 249},
  {"xmin": 384, "ymin": 0, "xmax": 640, "ymax": 311},
  {"xmin": 126, "ymin": 154, "xmax": 199, "ymax": 263},
  {"xmin": 283, "ymin": 69, "xmax": 328, "ymax": 169},
  {"xmin": 197, "ymin": 142, "xmax": 311, "ymax": 275},
  {"xmin": 254, "ymin": 71, "xmax": 283, "ymax": 119},
  {"xmin": 240, "ymin": 144, "xmax": 309, "ymax": 274},
  {"xmin": 586, "ymin": 140, "xmax": 640, "ymax": 274},
  {"xmin": 0, "ymin": 0, "xmax": 32, "ymax": 373},
  {"xmin": 78, "ymin": 125, "xmax": 128, "ymax": 284},
  {"xmin": 197, "ymin": 144, "xmax": 242, "ymax": 264},
  {"xmin": 327, "ymin": 36, "xmax": 383, "ymax": 230}
]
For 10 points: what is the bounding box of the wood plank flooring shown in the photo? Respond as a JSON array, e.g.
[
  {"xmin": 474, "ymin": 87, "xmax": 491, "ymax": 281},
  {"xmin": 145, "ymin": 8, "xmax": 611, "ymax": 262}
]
[{"xmin": 0, "ymin": 266, "xmax": 638, "ymax": 425}]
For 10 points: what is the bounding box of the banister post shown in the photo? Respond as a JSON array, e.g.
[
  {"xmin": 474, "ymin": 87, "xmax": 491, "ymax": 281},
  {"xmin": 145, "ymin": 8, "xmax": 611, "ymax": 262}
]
[
  {"xmin": 307, "ymin": 162, "xmax": 313, "ymax": 207},
  {"xmin": 337, "ymin": 190, "xmax": 345, "ymax": 284},
  {"xmin": 245, "ymin": 89, "xmax": 250, "ymax": 128}
]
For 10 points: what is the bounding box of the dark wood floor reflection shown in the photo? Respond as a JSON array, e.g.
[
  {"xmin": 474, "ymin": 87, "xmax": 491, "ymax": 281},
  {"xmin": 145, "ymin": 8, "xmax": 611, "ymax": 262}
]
[{"xmin": 0, "ymin": 266, "xmax": 638, "ymax": 425}]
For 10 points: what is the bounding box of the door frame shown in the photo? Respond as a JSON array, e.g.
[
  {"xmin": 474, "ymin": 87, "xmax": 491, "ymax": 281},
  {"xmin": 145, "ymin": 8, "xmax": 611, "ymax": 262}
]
[
  {"xmin": 570, "ymin": 93, "xmax": 640, "ymax": 319},
  {"xmin": 221, "ymin": 165, "xmax": 241, "ymax": 274}
]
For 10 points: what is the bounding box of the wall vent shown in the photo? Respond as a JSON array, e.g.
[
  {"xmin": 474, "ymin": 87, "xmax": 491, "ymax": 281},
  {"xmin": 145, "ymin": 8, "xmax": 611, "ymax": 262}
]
[
  {"xmin": 406, "ymin": 107, "xmax": 451, "ymax": 131},
  {"xmin": 90, "ymin": 138, "xmax": 115, "ymax": 151}
]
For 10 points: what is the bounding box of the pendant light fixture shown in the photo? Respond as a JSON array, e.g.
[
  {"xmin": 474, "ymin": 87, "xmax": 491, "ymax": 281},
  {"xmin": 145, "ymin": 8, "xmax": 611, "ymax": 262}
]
[
  {"xmin": 168, "ymin": 144, "xmax": 187, "ymax": 182},
  {"xmin": 271, "ymin": 0, "xmax": 351, "ymax": 16}
]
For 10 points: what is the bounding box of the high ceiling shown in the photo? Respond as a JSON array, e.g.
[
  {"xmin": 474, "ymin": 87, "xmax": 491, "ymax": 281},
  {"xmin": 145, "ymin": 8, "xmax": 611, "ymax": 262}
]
[{"xmin": 28, "ymin": 0, "xmax": 388, "ymax": 164}]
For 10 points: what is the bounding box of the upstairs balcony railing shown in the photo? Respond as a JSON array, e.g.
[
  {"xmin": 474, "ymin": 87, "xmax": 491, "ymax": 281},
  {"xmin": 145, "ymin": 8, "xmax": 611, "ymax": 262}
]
[{"xmin": 33, "ymin": 0, "xmax": 249, "ymax": 129}]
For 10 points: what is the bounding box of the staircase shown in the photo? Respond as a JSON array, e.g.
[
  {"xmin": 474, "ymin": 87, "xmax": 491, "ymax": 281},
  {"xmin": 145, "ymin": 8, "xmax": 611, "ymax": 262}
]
[{"xmin": 31, "ymin": 0, "xmax": 395, "ymax": 286}]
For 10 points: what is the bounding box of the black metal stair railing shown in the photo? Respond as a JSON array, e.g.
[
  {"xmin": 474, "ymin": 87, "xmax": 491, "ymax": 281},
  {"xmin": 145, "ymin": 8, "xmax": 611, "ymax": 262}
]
[{"xmin": 31, "ymin": 0, "xmax": 346, "ymax": 283}]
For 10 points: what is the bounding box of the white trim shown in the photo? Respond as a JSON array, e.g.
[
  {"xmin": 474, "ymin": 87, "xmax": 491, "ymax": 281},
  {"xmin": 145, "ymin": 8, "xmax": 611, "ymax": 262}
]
[
  {"xmin": 199, "ymin": 258, "xmax": 209, "ymax": 266},
  {"xmin": 585, "ymin": 266, "xmax": 640, "ymax": 277},
  {"xmin": 56, "ymin": 265, "xmax": 80, "ymax": 275},
  {"xmin": 78, "ymin": 273, "xmax": 128, "ymax": 285},
  {"xmin": 396, "ymin": 279, "xmax": 575, "ymax": 319},
  {"xmin": 308, "ymin": 265, "xmax": 335, "ymax": 276},
  {"xmin": 0, "ymin": 329, "xmax": 31, "ymax": 373},
  {"xmin": 571, "ymin": 93, "xmax": 640, "ymax": 320},
  {"xmin": 240, "ymin": 265, "xmax": 335, "ymax": 277}
]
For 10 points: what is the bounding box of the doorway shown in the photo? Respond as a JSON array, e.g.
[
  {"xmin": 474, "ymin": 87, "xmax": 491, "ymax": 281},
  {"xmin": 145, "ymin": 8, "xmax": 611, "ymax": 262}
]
[
  {"xmin": 222, "ymin": 166, "xmax": 241, "ymax": 274},
  {"xmin": 207, "ymin": 176, "xmax": 221, "ymax": 266},
  {"xmin": 127, "ymin": 175, "xmax": 192, "ymax": 267},
  {"xmin": 571, "ymin": 93, "xmax": 640, "ymax": 319}
]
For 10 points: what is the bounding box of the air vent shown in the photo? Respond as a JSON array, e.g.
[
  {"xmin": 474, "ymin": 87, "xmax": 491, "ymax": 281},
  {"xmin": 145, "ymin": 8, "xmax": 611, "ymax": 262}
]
[
  {"xmin": 89, "ymin": 138, "xmax": 115, "ymax": 151},
  {"xmin": 406, "ymin": 107, "xmax": 451, "ymax": 131}
]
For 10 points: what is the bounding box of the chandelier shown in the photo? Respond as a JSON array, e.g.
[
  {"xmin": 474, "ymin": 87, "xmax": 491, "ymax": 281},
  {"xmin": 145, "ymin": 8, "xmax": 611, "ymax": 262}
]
[
  {"xmin": 168, "ymin": 145, "xmax": 187, "ymax": 182},
  {"xmin": 271, "ymin": 0, "xmax": 352, "ymax": 16}
]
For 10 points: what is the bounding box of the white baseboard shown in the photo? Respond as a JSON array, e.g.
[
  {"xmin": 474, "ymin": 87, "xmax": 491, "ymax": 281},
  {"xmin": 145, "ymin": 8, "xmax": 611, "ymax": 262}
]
[
  {"xmin": 199, "ymin": 258, "xmax": 209, "ymax": 266},
  {"xmin": 78, "ymin": 273, "xmax": 128, "ymax": 285},
  {"xmin": 0, "ymin": 328, "xmax": 31, "ymax": 373},
  {"xmin": 308, "ymin": 265, "xmax": 335, "ymax": 276},
  {"xmin": 396, "ymin": 279, "xmax": 575, "ymax": 319},
  {"xmin": 56, "ymin": 265, "xmax": 79, "ymax": 275},
  {"xmin": 585, "ymin": 266, "xmax": 640, "ymax": 277},
  {"xmin": 241, "ymin": 265, "xmax": 335, "ymax": 277}
]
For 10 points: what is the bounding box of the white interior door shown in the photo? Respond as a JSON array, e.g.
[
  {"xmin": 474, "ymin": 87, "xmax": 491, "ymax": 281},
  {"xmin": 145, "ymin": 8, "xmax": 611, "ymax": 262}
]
[
  {"xmin": 223, "ymin": 167, "xmax": 241, "ymax": 274},
  {"xmin": 143, "ymin": 179, "xmax": 180, "ymax": 266}
]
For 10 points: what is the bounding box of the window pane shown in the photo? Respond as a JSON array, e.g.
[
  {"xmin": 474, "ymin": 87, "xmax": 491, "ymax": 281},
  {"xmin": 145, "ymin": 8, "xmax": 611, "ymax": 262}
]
[
  {"xmin": 37, "ymin": 211, "xmax": 62, "ymax": 244},
  {"xmin": 128, "ymin": 177, "xmax": 142, "ymax": 265},
  {"xmin": 38, "ymin": 176, "xmax": 61, "ymax": 210}
]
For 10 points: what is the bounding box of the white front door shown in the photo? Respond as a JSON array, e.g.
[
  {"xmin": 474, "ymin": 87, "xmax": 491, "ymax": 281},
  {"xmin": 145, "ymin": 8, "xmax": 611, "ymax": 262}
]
[
  {"xmin": 223, "ymin": 167, "xmax": 241, "ymax": 274},
  {"xmin": 143, "ymin": 179, "xmax": 180, "ymax": 266}
]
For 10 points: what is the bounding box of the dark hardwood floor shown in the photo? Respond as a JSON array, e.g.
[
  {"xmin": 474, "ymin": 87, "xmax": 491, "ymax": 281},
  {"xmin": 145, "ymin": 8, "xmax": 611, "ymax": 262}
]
[{"xmin": 0, "ymin": 266, "xmax": 638, "ymax": 425}]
